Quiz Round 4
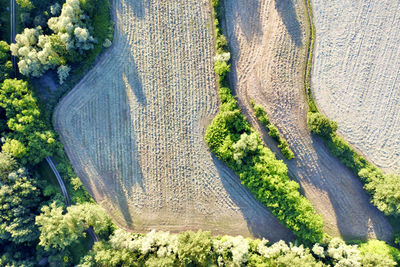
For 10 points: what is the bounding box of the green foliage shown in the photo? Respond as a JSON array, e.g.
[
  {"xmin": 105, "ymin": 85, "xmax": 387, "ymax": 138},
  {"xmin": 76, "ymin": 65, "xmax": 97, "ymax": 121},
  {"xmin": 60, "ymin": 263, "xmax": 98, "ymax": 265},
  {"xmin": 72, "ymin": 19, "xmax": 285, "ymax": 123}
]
[
  {"xmin": 16, "ymin": 0, "xmax": 34, "ymax": 10},
  {"xmin": 0, "ymin": 168, "xmax": 42, "ymax": 244},
  {"xmin": 307, "ymin": 112, "xmax": 400, "ymax": 216},
  {"xmin": 0, "ymin": 152, "xmax": 17, "ymax": 181},
  {"xmin": 0, "ymin": 79, "xmax": 57, "ymax": 164},
  {"xmin": 80, "ymin": 228, "xmax": 400, "ymax": 266},
  {"xmin": 206, "ymin": 0, "xmax": 323, "ymax": 244},
  {"xmin": 177, "ymin": 230, "xmax": 213, "ymax": 266},
  {"xmin": 307, "ymin": 112, "xmax": 338, "ymax": 138},
  {"xmin": 359, "ymin": 240, "xmax": 399, "ymax": 267},
  {"xmin": 214, "ymin": 60, "xmax": 230, "ymax": 77},
  {"xmin": 250, "ymin": 101, "xmax": 294, "ymax": 159},
  {"xmin": 36, "ymin": 202, "xmax": 114, "ymax": 251},
  {"xmin": 0, "ymin": 41, "xmax": 13, "ymax": 81}
]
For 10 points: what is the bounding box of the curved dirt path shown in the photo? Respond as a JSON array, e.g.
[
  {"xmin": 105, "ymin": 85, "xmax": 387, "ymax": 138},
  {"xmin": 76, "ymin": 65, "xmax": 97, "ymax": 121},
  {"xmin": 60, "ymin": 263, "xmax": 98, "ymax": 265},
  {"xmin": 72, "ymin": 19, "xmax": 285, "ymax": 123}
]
[
  {"xmin": 54, "ymin": 0, "xmax": 293, "ymax": 241},
  {"xmin": 222, "ymin": 0, "xmax": 392, "ymax": 240},
  {"xmin": 311, "ymin": 1, "xmax": 400, "ymax": 173}
]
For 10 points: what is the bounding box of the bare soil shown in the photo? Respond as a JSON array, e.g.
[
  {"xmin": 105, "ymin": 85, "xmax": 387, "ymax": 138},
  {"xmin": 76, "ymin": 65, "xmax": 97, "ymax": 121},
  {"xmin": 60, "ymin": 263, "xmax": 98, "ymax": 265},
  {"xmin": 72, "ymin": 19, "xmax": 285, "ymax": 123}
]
[
  {"xmin": 222, "ymin": 0, "xmax": 392, "ymax": 240},
  {"xmin": 53, "ymin": 0, "xmax": 293, "ymax": 242},
  {"xmin": 312, "ymin": 0, "xmax": 400, "ymax": 173}
]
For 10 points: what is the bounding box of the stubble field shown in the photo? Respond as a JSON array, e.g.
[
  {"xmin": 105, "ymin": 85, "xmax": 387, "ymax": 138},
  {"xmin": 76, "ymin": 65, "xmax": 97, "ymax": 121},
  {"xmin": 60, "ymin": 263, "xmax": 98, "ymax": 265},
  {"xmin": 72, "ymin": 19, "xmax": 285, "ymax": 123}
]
[
  {"xmin": 54, "ymin": 0, "xmax": 293, "ymax": 241},
  {"xmin": 311, "ymin": 1, "xmax": 400, "ymax": 173},
  {"xmin": 222, "ymin": 0, "xmax": 392, "ymax": 240}
]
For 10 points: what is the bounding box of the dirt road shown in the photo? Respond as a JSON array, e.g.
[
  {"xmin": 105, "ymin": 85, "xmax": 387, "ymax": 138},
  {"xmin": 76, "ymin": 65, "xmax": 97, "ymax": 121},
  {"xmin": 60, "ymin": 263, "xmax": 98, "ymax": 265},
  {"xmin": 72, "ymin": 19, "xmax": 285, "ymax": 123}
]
[{"xmin": 222, "ymin": 0, "xmax": 392, "ymax": 240}]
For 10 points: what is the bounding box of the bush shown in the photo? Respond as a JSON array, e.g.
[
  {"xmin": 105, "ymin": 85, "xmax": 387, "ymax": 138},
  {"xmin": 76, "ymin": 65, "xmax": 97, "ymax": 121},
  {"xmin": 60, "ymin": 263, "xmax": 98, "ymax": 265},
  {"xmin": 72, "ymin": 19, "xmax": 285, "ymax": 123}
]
[
  {"xmin": 307, "ymin": 112, "xmax": 337, "ymax": 137},
  {"xmin": 250, "ymin": 101, "xmax": 294, "ymax": 159}
]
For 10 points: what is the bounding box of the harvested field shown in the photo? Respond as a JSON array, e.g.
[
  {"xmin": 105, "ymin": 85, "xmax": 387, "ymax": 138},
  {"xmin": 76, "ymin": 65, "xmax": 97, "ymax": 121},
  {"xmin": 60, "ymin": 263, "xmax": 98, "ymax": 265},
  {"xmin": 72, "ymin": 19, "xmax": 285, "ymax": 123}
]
[
  {"xmin": 54, "ymin": 0, "xmax": 293, "ymax": 241},
  {"xmin": 223, "ymin": 0, "xmax": 392, "ymax": 240},
  {"xmin": 311, "ymin": 1, "xmax": 400, "ymax": 173}
]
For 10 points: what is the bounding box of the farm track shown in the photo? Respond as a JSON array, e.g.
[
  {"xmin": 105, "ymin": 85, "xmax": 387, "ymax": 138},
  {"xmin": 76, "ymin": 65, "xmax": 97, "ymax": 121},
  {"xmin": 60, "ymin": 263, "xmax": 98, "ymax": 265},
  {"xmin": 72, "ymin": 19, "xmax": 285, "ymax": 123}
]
[
  {"xmin": 311, "ymin": 1, "xmax": 400, "ymax": 173},
  {"xmin": 222, "ymin": 0, "xmax": 392, "ymax": 240},
  {"xmin": 54, "ymin": 0, "xmax": 293, "ymax": 241}
]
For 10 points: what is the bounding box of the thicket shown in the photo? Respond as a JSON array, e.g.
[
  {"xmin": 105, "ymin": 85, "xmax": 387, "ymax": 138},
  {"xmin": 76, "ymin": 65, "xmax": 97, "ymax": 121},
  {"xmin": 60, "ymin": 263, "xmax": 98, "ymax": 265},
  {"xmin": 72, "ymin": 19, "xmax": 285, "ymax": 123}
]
[
  {"xmin": 304, "ymin": 0, "xmax": 400, "ymax": 217},
  {"xmin": 250, "ymin": 100, "xmax": 294, "ymax": 159},
  {"xmin": 206, "ymin": 0, "xmax": 323, "ymax": 244},
  {"xmin": 0, "ymin": 78, "xmax": 57, "ymax": 164},
  {"xmin": 78, "ymin": 227, "xmax": 399, "ymax": 267},
  {"xmin": 11, "ymin": 0, "xmax": 113, "ymax": 84}
]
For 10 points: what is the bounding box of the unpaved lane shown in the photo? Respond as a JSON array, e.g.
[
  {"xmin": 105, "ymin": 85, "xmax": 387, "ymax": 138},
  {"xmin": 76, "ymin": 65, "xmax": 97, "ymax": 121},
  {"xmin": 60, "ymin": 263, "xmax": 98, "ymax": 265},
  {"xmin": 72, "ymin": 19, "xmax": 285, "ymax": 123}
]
[
  {"xmin": 54, "ymin": 0, "xmax": 293, "ymax": 241},
  {"xmin": 223, "ymin": 0, "xmax": 392, "ymax": 240},
  {"xmin": 312, "ymin": 1, "xmax": 400, "ymax": 173}
]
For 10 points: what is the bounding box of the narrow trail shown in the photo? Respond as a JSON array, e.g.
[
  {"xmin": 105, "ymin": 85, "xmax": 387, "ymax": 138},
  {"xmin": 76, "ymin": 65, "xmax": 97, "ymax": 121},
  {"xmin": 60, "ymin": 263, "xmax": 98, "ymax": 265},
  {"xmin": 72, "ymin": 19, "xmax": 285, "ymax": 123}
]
[
  {"xmin": 45, "ymin": 157, "xmax": 99, "ymax": 242},
  {"xmin": 222, "ymin": 0, "xmax": 392, "ymax": 240}
]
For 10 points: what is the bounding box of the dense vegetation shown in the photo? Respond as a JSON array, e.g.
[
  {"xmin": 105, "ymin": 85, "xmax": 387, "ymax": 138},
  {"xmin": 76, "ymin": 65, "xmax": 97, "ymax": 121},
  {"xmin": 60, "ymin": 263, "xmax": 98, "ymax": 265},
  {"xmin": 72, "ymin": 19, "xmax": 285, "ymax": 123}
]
[
  {"xmin": 205, "ymin": 0, "xmax": 323, "ymax": 244},
  {"xmin": 79, "ymin": 228, "xmax": 400, "ymax": 267},
  {"xmin": 304, "ymin": 0, "xmax": 400, "ymax": 218},
  {"xmin": 250, "ymin": 100, "xmax": 294, "ymax": 159},
  {"xmin": 0, "ymin": 0, "xmax": 109, "ymax": 265},
  {"xmin": 11, "ymin": 0, "xmax": 113, "ymax": 84}
]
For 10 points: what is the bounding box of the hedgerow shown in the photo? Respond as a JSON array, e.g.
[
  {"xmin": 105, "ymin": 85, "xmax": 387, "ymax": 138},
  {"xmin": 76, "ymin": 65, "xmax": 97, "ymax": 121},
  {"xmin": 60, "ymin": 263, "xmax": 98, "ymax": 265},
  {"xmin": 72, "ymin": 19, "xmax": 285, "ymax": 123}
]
[
  {"xmin": 250, "ymin": 100, "xmax": 294, "ymax": 159},
  {"xmin": 304, "ymin": 0, "xmax": 400, "ymax": 217},
  {"xmin": 206, "ymin": 0, "xmax": 324, "ymax": 244}
]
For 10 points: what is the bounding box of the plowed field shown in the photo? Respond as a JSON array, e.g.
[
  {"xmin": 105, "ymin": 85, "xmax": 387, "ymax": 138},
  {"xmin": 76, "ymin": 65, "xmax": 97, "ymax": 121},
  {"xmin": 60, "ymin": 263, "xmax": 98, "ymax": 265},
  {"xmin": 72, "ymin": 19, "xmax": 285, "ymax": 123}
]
[
  {"xmin": 54, "ymin": 0, "xmax": 293, "ymax": 241},
  {"xmin": 312, "ymin": 1, "xmax": 400, "ymax": 173},
  {"xmin": 223, "ymin": 0, "xmax": 392, "ymax": 240}
]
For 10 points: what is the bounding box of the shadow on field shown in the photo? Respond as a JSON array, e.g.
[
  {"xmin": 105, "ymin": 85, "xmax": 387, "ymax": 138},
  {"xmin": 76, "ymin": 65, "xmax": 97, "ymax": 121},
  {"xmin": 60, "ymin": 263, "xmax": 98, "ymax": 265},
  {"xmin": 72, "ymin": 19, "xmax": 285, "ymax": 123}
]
[
  {"xmin": 212, "ymin": 155, "xmax": 295, "ymax": 242},
  {"xmin": 275, "ymin": 0, "xmax": 302, "ymax": 46}
]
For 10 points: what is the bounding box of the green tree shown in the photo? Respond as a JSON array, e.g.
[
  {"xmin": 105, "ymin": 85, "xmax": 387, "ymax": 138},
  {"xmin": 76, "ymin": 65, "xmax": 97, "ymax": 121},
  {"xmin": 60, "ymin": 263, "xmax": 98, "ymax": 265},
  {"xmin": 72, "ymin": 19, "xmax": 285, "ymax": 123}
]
[
  {"xmin": 36, "ymin": 202, "xmax": 113, "ymax": 251},
  {"xmin": 0, "ymin": 79, "xmax": 56, "ymax": 164},
  {"xmin": 0, "ymin": 41, "xmax": 12, "ymax": 82},
  {"xmin": 0, "ymin": 175, "xmax": 42, "ymax": 244},
  {"xmin": 307, "ymin": 112, "xmax": 338, "ymax": 138},
  {"xmin": 0, "ymin": 152, "xmax": 17, "ymax": 181},
  {"xmin": 177, "ymin": 230, "xmax": 213, "ymax": 266}
]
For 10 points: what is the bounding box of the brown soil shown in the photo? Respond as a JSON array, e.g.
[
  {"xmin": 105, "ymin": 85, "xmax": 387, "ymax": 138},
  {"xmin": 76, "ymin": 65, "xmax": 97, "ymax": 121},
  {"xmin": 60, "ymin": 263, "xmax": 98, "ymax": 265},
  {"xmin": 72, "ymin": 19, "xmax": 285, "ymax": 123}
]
[
  {"xmin": 53, "ymin": 0, "xmax": 293, "ymax": 242},
  {"xmin": 222, "ymin": 0, "xmax": 392, "ymax": 240}
]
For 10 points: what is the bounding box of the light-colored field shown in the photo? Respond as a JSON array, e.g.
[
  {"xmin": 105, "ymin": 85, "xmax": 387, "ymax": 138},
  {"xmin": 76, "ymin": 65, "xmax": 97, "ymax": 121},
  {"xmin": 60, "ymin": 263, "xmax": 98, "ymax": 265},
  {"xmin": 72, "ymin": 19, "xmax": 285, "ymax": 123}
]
[
  {"xmin": 312, "ymin": 1, "xmax": 400, "ymax": 173},
  {"xmin": 54, "ymin": 0, "xmax": 293, "ymax": 241},
  {"xmin": 223, "ymin": 0, "xmax": 392, "ymax": 240}
]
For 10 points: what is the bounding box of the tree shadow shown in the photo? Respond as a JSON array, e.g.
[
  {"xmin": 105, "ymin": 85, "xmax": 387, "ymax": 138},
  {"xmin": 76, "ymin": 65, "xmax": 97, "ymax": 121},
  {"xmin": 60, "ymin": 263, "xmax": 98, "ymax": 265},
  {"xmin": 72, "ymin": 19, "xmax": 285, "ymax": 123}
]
[
  {"xmin": 212, "ymin": 155, "xmax": 295, "ymax": 242},
  {"xmin": 275, "ymin": 0, "xmax": 302, "ymax": 47}
]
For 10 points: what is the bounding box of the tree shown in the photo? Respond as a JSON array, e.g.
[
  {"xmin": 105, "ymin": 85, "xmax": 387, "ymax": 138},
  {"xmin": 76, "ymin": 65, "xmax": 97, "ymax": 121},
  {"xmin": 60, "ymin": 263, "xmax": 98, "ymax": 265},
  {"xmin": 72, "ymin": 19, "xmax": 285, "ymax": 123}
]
[
  {"xmin": 0, "ymin": 174, "xmax": 42, "ymax": 244},
  {"xmin": 307, "ymin": 112, "xmax": 338, "ymax": 138},
  {"xmin": 36, "ymin": 202, "xmax": 113, "ymax": 251},
  {"xmin": 0, "ymin": 79, "xmax": 56, "ymax": 164},
  {"xmin": 365, "ymin": 173, "xmax": 400, "ymax": 215},
  {"xmin": 0, "ymin": 41, "xmax": 13, "ymax": 81},
  {"xmin": 178, "ymin": 230, "xmax": 213, "ymax": 266},
  {"xmin": 0, "ymin": 152, "xmax": 17, "ymax": 181}
]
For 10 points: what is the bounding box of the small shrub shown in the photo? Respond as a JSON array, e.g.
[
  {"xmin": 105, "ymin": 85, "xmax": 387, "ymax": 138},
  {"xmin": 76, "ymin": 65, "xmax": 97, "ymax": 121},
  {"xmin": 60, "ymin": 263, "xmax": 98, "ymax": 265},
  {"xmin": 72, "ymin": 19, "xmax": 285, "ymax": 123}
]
[{"xmin": 307, "ymin": 112, "xmax": 338, "ymax": 137}]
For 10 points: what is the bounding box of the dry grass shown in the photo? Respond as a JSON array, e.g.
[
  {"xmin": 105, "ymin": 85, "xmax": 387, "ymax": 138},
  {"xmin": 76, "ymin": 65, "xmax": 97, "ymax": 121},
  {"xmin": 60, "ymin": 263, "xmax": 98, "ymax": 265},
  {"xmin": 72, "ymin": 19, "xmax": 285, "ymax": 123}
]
[
  {"xmin": 54, "ymin": 0, "xmax": 293, "ymax": 241},
  {"xmin": 222, "ymin": 0, "xmax": 392, "ymax": 241}
]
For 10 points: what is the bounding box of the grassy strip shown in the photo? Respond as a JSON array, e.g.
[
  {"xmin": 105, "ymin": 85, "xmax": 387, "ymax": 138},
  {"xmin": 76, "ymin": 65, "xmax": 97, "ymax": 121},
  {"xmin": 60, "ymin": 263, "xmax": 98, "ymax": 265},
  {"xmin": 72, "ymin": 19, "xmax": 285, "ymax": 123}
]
[
  {"xmin": 304, "ymin": 0, "xmax": 400, "ymax": 219},
  {"xmin": 250, "ymin": 100, "xmax": 294, "ymax": 159},
  {"xmin": 206, "ymin": 0, "xmax": 324, "ymax": 244}
]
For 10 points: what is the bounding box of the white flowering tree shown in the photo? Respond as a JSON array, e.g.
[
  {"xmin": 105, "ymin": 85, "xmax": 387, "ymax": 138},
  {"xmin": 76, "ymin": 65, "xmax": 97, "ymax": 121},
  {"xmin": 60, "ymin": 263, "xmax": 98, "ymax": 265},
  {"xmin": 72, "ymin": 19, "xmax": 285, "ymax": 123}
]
[{"xmin": 10, "ymin": 0, "xmax": 96, "ymax": 83}]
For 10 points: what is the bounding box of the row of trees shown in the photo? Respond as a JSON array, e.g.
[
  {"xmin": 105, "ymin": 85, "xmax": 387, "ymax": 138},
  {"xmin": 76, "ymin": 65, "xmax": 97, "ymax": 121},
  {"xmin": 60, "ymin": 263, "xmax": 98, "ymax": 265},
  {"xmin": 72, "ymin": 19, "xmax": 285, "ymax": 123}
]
[
  {"xmin": 79, "ymin": 228, "xmax": 399, "ymax": 266},
  {"xmin": 307, "ymin": 111, "xmax": 400, "ymax": 216},
  {"xmin": 250, "ymin": 100, "xmax": 295, "ymax": 159},
  {"xmin": 206, "ymin": 0, "xmax": 324, "ymax": 243}
]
